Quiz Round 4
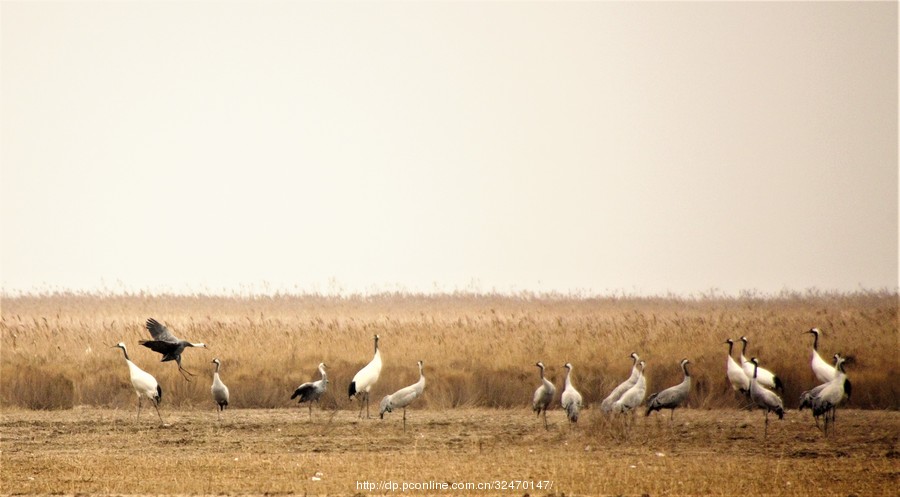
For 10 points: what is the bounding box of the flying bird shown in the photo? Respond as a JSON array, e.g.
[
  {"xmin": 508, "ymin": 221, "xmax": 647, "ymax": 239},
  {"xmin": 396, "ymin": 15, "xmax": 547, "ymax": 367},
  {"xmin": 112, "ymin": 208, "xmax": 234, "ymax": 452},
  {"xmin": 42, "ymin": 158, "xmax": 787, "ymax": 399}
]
[{"xmin": 139, "ymin": 318, "xmax": 207, "ymax": 381}]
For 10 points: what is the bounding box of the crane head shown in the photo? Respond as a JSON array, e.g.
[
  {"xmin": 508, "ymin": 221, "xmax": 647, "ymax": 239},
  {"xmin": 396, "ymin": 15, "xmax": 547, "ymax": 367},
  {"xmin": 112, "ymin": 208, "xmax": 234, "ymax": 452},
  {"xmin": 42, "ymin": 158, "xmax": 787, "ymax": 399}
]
[
  {"xmin": 535, "ymin": 361, "xmax": 545, "ymax": 369},
  {"xmin": 211, "ymin": 358, "xmax": 221, "ymax": 365},
  {"xmin": 564, "ymin": 362, "xmax": 572, "ymax": 370}
]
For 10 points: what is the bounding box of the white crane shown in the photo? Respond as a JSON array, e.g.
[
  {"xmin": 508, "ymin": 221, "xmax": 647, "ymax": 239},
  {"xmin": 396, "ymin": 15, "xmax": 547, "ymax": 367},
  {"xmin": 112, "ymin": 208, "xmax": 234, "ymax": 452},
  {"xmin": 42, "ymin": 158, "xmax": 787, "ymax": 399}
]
[
  {"xmin": 210, "ymin": 358, "xmax": 229, "ymax": 420},
  {"xmin": 600, "ymin": 352, "xmax": 641, "ymax": 413},
  {"xmin": 646, "ymin": 359, "xmax": 691, "ymax": 420},
  {"xmin": 749, "ymin": 357, "xmax": 784, "ymax": 437},
  {"xmin": 113, "ymin": 342, "xmax": 163, "ymax": 424},
  {"xmin": 348, "ymin": 334, "xmax": 382, "ymax": 418},
  {"xmin": 805, "ymin": 328, "xmax": 837, "ymax": 383},
  {"xmin": 560, "ymin": 363, "xmax": 583, "ymax": 423},
  {"xmin": 724, "ymin": 339, "xmax": 750, "ymax": 396},
  {"xmin": 532, "ymin": 361, "xmax": 556, "ymax": 429},
  {"xmin": 613, "ymin": 361, "xmax": 646, "ymax": 414},
  {"xmin": 810, "ymin": 354, "xmax": 852, "ymax": 435},
  {"xmin": 379, "ymin": 360, "xmax": 426, "ymax": 430},
  {"xmin": 292, "ymin": 362, "xmax": 328, "ymax": 419},
  {"xmin": 740, "ymin": 336, "xmax": 784, "ymax": 392}
]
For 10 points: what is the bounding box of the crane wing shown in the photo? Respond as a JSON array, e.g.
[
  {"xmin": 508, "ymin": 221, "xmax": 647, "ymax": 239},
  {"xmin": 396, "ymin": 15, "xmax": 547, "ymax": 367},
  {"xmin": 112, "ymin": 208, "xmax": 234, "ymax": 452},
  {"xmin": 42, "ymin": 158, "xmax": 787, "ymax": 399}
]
[{"xmin": 146, "ymin": 318, "xmax": 179, "ymax": 343}]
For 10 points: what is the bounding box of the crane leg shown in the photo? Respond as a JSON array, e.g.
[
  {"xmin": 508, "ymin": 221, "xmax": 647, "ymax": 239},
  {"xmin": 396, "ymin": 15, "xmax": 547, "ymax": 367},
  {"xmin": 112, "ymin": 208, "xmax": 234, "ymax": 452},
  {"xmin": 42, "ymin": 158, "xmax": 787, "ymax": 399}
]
[
  {"xmin": 177, "ymin": 365, "xmax": 195, "ymax": 382},
  {"xmin": 308, "ymin": 403, "xmax": 313, "ymax": 420},
  {"xmin": 136, "ymin": 396, "xmax": 142, "ymax": 421},
  {"xmin": 764, "ymin": 410, "xmax": 769, "ymax": 438},
  {"xmin": 154, "ymin": 400, "xmax": 164, "ymax": 425},
  {"xmin": 403, "ymin": 408, "xmax": 407, "ymax": 431}
]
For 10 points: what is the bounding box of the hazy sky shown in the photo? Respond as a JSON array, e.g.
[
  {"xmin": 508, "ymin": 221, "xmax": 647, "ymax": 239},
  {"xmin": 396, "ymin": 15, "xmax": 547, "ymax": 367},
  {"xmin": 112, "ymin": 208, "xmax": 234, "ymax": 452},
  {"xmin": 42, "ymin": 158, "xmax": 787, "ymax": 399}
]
[{"xmin": 1, "ymin": 1, "xmax": 897, "ymax": 296}]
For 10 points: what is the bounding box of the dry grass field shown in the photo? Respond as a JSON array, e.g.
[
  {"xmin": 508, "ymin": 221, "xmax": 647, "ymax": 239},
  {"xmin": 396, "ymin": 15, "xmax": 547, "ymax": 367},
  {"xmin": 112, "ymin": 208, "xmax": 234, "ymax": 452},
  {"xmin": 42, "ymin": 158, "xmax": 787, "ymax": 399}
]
[
  {"xmin": 1, "ymin": 406, "xmax": 898, "ymax": 496},
  {"xmin": 0, "ymin": 292, "xmax": 897, "ymax": 495}
]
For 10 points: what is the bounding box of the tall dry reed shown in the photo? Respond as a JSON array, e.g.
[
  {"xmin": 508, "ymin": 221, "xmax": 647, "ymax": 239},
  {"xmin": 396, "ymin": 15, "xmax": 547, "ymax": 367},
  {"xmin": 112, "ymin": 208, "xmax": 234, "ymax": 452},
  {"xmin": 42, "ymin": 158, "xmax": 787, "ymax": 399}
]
[{"xmin": 0, "ymin": 291, "xmax": 896, "ymax": 411}]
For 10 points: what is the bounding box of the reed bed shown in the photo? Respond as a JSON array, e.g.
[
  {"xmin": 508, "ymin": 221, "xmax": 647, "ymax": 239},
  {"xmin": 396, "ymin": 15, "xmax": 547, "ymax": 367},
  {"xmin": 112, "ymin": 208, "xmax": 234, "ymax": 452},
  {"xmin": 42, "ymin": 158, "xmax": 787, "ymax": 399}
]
[{"xmin": 1, "ymin": 291, "xmax": 896, "ymax": 411}]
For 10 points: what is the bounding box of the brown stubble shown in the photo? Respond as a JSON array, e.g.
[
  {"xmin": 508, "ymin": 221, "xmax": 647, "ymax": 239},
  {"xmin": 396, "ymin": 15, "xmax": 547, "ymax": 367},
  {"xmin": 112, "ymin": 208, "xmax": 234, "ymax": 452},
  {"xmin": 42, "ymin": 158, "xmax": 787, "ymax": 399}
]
[{"xmin": 1, "ymin": 407, "xmax": 897, "ymax": 496}]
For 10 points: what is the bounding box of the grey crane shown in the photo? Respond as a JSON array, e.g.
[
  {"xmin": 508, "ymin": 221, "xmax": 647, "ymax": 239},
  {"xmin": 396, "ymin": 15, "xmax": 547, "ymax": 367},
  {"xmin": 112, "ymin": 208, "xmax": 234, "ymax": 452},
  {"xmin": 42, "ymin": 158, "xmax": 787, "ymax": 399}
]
[
  {"xmin": 613, "ymin": 360, "xmax": 646, "ymax": 414},
  {"xmin": 799, "ymin": 353, "xmax": 840, "ymax": 429},
  {"xmin": 113, "ymin": 342, "xmax": 164, "ymax": 424},
  {"xmin": 292, "ymin": 362, "xmax": 328, "ymax": 419},
  {"xmin": 139, "ymin": 318, "xmax": 208, "ymax": 381},
  {"xmin": 646, "ymin": 358, "xmax": 692, "ymax": 420},
  {"xmin": 560, "ymin": 363, "xmax": 583, "ymax": 423},
  {"xmin": 749, "ymin": 357, "xmax": 784, "ymax": 437},
  {"xmin": 532, "ymin": 361, "xmax": 556, "ymax": 429},
  {"xmin": 600, "ymin": 352, "xmax": 641, "ymax": 413},
  {"xmin": 210, "ymin": 358, "xmax": 230, "ymax": 420},
  {"xmin": 379, "ymin": 360, "xmax": 425, "ymax": 430},
  {"xmin": 810, "ymin": 354, "xmax": 851, "ymax": 435}
]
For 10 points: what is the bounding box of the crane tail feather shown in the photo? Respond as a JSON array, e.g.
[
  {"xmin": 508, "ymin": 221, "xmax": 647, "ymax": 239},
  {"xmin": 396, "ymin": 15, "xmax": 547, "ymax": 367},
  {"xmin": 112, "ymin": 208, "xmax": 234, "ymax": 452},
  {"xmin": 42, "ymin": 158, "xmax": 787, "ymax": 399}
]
[{"xmin": 348, "ymin": 381, "xmax": 357, "ymax": 399}]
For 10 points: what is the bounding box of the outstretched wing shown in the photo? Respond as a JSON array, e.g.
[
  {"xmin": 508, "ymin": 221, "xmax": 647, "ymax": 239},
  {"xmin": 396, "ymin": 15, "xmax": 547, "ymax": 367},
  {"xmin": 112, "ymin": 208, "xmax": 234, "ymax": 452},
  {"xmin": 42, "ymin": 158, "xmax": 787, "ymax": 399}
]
[
  {"xmin": 146, "ymin": 318, "xmax": 179, "ymax": 343},
  {"xmin": 292, "ymin": 382, "xmax": 315, "ymax": 401},
  {"xmin": 139, "ymin": 339, "xmax": 179, "ymax": 355}
]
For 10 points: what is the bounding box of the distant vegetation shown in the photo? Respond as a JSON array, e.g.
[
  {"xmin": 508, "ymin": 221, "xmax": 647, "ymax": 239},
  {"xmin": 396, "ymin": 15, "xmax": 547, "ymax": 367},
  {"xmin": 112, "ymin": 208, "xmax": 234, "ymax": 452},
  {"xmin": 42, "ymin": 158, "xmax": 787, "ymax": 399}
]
[{"xmin": 1, "ymin": 291, "xmax": 896, "ymax": 411}]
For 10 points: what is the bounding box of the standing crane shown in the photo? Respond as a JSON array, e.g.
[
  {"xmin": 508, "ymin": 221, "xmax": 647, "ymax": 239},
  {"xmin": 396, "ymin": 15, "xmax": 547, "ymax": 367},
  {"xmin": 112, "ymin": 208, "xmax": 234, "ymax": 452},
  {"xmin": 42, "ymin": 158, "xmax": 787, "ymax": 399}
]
[
  {"xmin": 210, "ymin": 358, "xmax": 230, "ymax": 420},
  {"xmin": 613, "ymin": 360, "xmax": 646, "ymax": 414},
  {"xmin": 348, "ymin": 334, "xmax": 382, "ymax": 418},
  {"xmin": 292, "ymin": 362, "xmax": 328, "ymax": 419},
  {"xmin": 805, "ymin": 328, "xmax": 837, "ymax": 383},
  {"xmin": 646, "ymin": 359, "xmax": 692, "ymax": 420},
  {"xmin": 113, "ymin": 342, "xmax": 163, "ymax": 424},
  {"xmin": 139, "ymin": 318, "xmax": 207, "ymax": 381},
  {"xmin": 800, "ymin": 353, "xmax": 840, "ymax": 429},
  {"xmin": 600, "ymin": 352, "xmax": 641, "ymax": 413},
  {"xmin": 532, "ymin": 361, "xmax": 556, "ymax": 429},
  {"xmin": 560, "ymin": 363, "xmax": 583, "ymax": 423},
  {"xmin": 749, "ymin": 357, "xmax": 784, "ymax": 438},
  {"xmin": 810, "ymin": 354, "xmax": 852, "ymax": 435},
  {"xmin": 379, "ymin": 360, "xmax": 426, "ymax": 430},
  {"xmin": 724, "ymin": 339, "xmax": 750, "ymax": 396},
  {"xmin": 739, "ymin": 336, "xmax": 783, "ymax": 392}
]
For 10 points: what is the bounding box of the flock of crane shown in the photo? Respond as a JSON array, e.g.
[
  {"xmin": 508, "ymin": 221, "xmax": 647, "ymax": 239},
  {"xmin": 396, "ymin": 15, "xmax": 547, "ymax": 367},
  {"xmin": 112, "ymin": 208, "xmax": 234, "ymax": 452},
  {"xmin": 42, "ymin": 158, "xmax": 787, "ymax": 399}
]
[{"xmin": 114, "ymin": 319, "xmax": 852, "ymax": 436}]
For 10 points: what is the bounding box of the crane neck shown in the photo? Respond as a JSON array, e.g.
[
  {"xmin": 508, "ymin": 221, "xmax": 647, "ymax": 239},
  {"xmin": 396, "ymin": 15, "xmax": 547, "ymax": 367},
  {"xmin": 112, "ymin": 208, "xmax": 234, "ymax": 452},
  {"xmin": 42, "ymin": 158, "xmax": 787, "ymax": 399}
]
[
  {"xmin": 564, "ymin": 368, "xmax": 573, "ymax": 388},
  {"xmin": 741, "ymin": 340, "xmax": 748, "ymax": 354},
  {"xmin": 726, "ymin": 341, "xmax": 733, "ymax": 355},
  {"xmin": 682, "ymin": 362, "xmax": 690, "ymax": 377},
  {"xmin": 319, "ymin": 365, "xmax": 327, "ymax": 380},
  {"xmin": 752, "ymin": 361, "xmax": 759, "ymax": 379},
  {"xmin": 812, "ymin": 332, "xmax": 819, "ymax": 350},
  {"xmin": 118, "ymin": 347, "xmax": 130, "ymax": 361}
]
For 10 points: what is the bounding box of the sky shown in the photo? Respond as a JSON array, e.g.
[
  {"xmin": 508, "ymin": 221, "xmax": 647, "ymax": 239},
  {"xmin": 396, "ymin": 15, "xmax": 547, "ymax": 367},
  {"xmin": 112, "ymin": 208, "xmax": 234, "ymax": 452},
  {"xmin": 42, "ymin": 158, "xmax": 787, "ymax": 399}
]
[{"xmin": 1, "ymin": 1, "xmax": 897, "ymax": 297}]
